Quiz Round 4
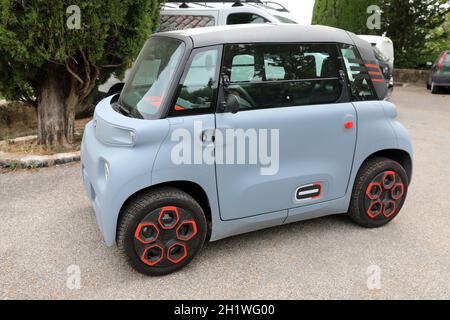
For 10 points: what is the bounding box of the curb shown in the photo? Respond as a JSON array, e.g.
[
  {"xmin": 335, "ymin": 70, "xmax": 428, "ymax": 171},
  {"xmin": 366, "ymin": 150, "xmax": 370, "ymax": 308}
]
[
  {"xmin": 0, "ymin": 135, "xmax": 81, "ymax": 169},
  {"xmin": 0, "ymin": 151, "xmax": 81, "ymax": 169}
]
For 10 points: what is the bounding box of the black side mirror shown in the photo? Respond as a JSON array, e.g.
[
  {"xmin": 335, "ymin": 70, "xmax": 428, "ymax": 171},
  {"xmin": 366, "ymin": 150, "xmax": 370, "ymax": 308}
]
[
  {"xmin": 226, "ymin": 93, "xmax": 240, "ymax": 114},
  {"xmin": 107, "ymin": 82, "xmax": 125, "ymax": 96}
]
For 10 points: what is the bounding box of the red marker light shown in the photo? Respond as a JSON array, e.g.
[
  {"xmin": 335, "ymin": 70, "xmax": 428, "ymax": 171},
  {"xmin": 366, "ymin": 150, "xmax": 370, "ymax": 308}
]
[
  {"xmin": 437, "ymin": 53, "xmax": 446, "ymax": 71},
  {"xmin": 345, "ymin": 121, "xmax": 354, "ymax": 129}
]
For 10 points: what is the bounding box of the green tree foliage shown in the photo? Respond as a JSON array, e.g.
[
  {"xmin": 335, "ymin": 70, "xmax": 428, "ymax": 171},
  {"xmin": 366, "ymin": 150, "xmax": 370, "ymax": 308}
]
[
  {"xmin": 312, "ymin": 0, "xmax": 379, "ymax": 34},
  {"xmin": 380, "ymin": 0, "xmax": 448, "ymax": 69},
  {"xmin": 312, "ymin": 0, "xmax": 449, "ymax": 69},
  {"xmin": 0, "ymin": 0, "xmax": 164, "ymax": 145},
  {"xmin": 424, "ymin": 11, "xmax": 450, "ymax": 65}
]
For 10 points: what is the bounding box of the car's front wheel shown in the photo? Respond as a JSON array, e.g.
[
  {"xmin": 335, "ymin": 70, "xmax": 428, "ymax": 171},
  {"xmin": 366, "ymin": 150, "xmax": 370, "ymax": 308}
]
[
  {"xmin": 348, "ymin": 157, "xmax": 408, "ymax": 228},
  {"xmin": 117, "ymin": 187, "xmax": 207, "ymax": 276}
]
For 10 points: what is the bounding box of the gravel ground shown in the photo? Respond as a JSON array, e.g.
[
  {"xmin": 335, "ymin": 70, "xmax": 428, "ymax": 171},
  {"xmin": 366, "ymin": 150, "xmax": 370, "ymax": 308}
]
[{"xmin": 1, "ymin": 86, "xmax": 449, "ymax": 300}]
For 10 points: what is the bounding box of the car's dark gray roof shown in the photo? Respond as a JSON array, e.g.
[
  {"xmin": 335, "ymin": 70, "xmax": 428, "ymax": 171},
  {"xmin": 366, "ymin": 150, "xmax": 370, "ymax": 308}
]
[{"xmin": 160, "ymin": 24, "xmax": 354, "ymax": 47}]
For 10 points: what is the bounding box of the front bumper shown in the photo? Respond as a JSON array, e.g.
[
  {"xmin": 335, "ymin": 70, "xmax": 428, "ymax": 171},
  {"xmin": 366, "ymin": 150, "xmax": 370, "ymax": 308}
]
[
  {"xmin": 81, "ymin": 120, "xmax": 156, "ymax": 246},
  {"xmin": 81, "ymin": 121, "xmax": 125, "ymax": 246},
  {"xmin": 80, "ymin": 97, "xmax": 169, "ymax": 246}
]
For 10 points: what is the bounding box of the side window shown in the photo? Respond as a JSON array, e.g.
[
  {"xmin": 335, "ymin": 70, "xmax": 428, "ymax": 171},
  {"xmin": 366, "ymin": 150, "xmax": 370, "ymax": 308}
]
[
  {"xmin": 222, "ymin": 43, "xmax": 342, "ymax": 110},
  {"xmin": 264, "ymin": 52, "xmax": 286, "ymax": 80},
  {"xmin": 159, "ymin": 15, "xmax": 216, "ymax": 32},
  {"xmin": 171, "ymin": 47, "xmax": 219, "ymax": 115},
  {"xmin": 227, "ymin": 13, "xmax": 269, "ymax": 25},
  {"xmin": 231, "ymin": 54, "xmax": 255, "ymax": 82},
  {"xmin": 340, "ymin": 44, "xmax": 377, "ymax": 101}
]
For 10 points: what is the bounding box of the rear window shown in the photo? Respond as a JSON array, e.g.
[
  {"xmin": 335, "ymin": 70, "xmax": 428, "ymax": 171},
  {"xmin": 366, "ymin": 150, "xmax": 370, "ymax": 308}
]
[
  {"xmin": 159, "ymin": 15, "xmax": 215, "ymax": 32},
  {"xmin": 340, "ymin": 44, "xmax": 378, "ymax": 101}
]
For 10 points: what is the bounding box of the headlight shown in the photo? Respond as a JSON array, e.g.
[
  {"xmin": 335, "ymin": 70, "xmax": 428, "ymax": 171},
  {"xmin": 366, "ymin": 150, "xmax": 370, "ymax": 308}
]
[{"xmin": 94, "ymin": 117, "xmax": 136, "ymax": 146}]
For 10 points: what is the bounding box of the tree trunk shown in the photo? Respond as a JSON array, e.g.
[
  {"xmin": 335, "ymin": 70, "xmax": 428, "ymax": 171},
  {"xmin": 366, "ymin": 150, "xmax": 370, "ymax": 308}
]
[
  {"xmin": 37, "ymin": 65, "xmax": 78, "ymax": 146},
  {"xmin": 65, "ymin": 80, "xmax": 79, "ymax": 145}
]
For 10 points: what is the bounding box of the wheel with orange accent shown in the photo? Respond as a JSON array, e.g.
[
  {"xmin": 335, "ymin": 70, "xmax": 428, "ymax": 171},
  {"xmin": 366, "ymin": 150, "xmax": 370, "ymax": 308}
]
[
  {"xmin": 348, "ymin": 157, "xmax": 408, "ymax": 228},
  {"xmin": 117, "ymin": 187, "xmax": 207, "ymax": 276}
]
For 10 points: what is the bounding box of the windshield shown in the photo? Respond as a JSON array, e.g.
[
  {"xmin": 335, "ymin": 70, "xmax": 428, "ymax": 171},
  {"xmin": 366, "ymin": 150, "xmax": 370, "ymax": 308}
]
[{"xmin": 118, "ymin": 37, "xmax": 185, "ymax": 119}]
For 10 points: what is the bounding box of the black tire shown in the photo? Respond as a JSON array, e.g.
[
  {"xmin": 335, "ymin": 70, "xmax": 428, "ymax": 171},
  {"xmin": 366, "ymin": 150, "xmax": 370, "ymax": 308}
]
[
  {"xmin": 117, "ymin": 187, "xmax": 207, "ymax": 276},
  {"xmin": 426, "ymin": 80, "xmax": 431, "ymax": 90},
  {"xmin": 431, "ymin": 82, "xmax": 439, "ymax": 94},
  {"xmin": 348, "ymin": 157, "xmax": 408, "ymax": 228}
]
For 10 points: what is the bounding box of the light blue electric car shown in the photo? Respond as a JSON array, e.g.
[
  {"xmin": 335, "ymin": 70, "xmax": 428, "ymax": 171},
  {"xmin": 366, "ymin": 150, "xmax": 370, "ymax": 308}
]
[{"xmin": 81, "ymin": 25, "xmax": 413, "ymax": 276}]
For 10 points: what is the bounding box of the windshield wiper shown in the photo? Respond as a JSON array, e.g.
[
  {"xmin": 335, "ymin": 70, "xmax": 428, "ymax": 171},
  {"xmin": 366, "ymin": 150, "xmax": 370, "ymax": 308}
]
[
  {"xmin": 112, "ymin": 101, "xmax": 131, "ymax": 116},
  {"xmin": 118, "ymin": 103, "xmax": 131, "ymax": 115},
  {"xmin": 112, "ymin": 101, "xmax": 144, "ymax": 119}
]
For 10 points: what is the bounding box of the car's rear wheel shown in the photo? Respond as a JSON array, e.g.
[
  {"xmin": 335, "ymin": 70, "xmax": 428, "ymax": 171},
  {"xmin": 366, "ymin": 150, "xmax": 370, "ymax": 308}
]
[
  {"xmin": 117, "ymin": 187, "xmax": 207, "ymax": 276},
  {"xmin": 431, "ymin": 82, "xmax": 439, "ymax": 94},
  {"xmin": 426, "ymin": 79, "xmax": 431, "ymax": 90},
  {"xmin": 348, "ymin": 157, "xmax": 408, "ymax": 228}
]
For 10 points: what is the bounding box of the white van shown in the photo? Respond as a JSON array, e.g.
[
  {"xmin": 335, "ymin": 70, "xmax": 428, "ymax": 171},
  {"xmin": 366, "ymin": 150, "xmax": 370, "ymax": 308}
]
[
  {"xmin": 160, "ymin": 0, "xmax": 298, "ymax": 31},
  {"xmin": 96, "ymin": 0, "xmax": 298, "ymax": 101}
]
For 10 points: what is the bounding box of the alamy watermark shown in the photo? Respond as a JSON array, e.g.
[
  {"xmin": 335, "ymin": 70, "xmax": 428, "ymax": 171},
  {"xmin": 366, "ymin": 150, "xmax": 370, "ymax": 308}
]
[
  {"xmin": 367, "ymin": 5, "xmax": 381, "ymax": 30},
  {"xmin": 66, "ymin": 5, "xmax": 81, "ymax": 30},
  {"xmin": 171, "ymin": 121, "xmax": 280, "ymax": 176},
  {"xmin": 66, "ymin": 264, "xmax": 81, "ymax": 290},
  {"xmin": 366, "ymin": 265, "xmax": 382, "ymax": 291}
]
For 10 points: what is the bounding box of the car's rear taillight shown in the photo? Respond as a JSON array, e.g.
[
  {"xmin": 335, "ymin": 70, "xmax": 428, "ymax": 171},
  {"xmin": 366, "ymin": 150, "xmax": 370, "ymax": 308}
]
[{"xmin": 437, "ymin": 53, "xmax": 446, "ymax": 71}]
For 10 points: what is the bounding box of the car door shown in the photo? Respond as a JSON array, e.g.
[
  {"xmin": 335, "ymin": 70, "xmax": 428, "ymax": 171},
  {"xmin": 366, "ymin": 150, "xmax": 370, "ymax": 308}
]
[
  {"xmin": 215, "ymin": 43, "xmax": 357, "ymax": 221},
  {"xmin": 152, "ymin": 46, "xmax": 222, "ymax": 202}
]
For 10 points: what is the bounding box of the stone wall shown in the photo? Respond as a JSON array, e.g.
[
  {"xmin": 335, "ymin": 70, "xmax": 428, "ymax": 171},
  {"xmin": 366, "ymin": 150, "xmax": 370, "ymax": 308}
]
[{"xmin": 394, "ymin": 69, "xmax": 430, "ymax": 85}]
